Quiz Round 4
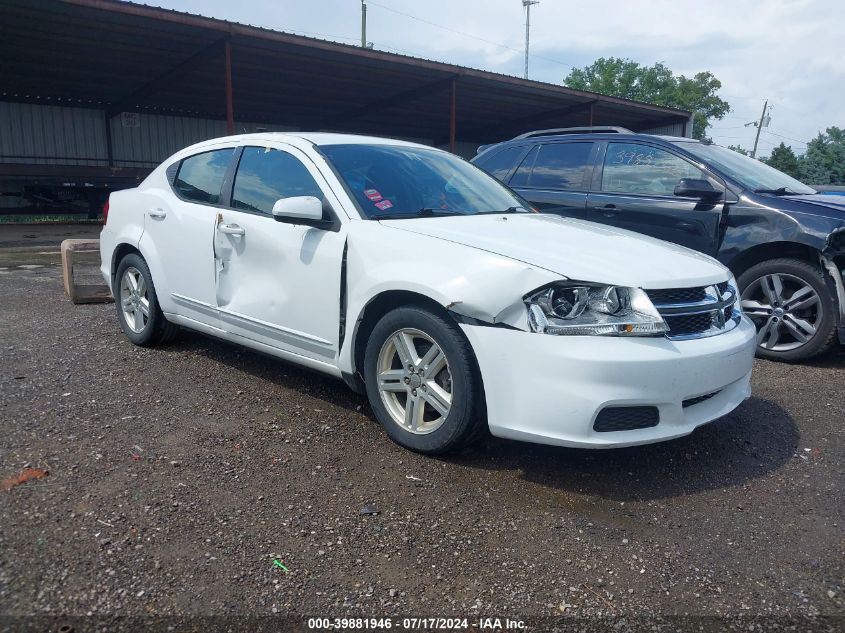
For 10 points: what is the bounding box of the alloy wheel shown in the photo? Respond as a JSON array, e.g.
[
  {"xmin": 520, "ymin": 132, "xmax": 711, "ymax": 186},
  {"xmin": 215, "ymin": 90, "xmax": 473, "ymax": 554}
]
[
  {"xmin": 741, "ymin": 272, "xmax": 822, "ymax": 352},
  {"xmin": 119, "ymin": 266, "xmax": 150, "ymax": 334},
  {"xmin": 376, "ymin": 328, "xmax": 453, "ymax": 434}
]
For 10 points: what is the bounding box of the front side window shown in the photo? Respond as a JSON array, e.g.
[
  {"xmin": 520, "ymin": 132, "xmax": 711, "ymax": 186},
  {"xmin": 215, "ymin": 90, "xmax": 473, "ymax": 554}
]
[
  {"xmin": 524, "ymin": 143, "xmax": 592, "ymax": 190},
  {"xmin": 321, "ymin": 144, "xmax": 528, "ymax": 219},
  {"xmin": 474, "ymin": 145, "xmax": 525, "ymax": 182},
  {"xmin": 173, "ymin": 149, "xmax": 236, "ymax": 204},
  {"xmin": 601, "ymin": 142, "xmax": 705, "ymax": 196},
  {"xmin": 674, "ymin": 141, "xmax": 815, "ymax": 194},
  {"xmin": 231, "ymin": 146, "xmax": 324, "ymax": 215}
]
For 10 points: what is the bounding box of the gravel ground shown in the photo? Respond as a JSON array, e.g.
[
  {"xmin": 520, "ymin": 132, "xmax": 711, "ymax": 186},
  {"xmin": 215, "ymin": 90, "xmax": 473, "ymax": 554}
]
[{"xmin": 0, "ymin": 246, "xmax": 843, "ymax": 631}]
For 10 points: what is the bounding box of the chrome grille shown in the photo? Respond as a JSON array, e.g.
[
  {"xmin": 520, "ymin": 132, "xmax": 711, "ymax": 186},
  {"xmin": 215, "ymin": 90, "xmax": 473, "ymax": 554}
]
[
  {"xmin": 646, "ymin": 282, "xmax": 741, "ymax": 340},
  {"xmin": 647, "ymin": 287, "xmax": 707, "ymax": 304},
  {"xmin": 663, "ymin": 312, "xmax": 714, "ymax": 336}
]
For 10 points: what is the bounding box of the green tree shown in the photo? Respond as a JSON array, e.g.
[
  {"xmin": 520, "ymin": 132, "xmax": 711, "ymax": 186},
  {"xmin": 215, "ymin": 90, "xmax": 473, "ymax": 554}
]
[
  {"xmin": 763, "ymin": 142, "xmax": 801, "ymax": 179},
  {"xmin": 799, "ymin": 127, "xmax": 845, "ymax": 185},
  {"xmin": 727, "ymin": 145, "xmax": 749, "ymax": 156},
  {"xmin": 563, "ymin": 57, "xmax": 730, "ymax": 139}
]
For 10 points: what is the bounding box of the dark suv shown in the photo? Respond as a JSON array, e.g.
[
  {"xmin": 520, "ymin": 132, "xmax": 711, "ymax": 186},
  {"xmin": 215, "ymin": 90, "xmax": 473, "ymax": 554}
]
[{"xmin": 473, "ymin": 127, "xmax": 845, "ymax": 361}]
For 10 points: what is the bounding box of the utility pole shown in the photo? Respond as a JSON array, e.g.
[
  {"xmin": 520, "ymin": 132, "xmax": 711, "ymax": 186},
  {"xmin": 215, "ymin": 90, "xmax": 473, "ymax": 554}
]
[
  {"xmin": 361, "ymin": 0, "xmax": 367, "ymax": 48},
  {"xmin": 748, "ymin": 99, "xmax": 771, "ymax": 159},
  {"xmin": 523, "ymin": 0, "xmax": 539, "ymax": 79}
]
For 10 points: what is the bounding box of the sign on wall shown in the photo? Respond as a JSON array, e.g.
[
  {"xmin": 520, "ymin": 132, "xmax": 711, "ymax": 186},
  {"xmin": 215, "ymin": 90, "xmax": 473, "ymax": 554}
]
[{"xmin": 120, "ymin": 112, "xmax": 140, "ymax": 128}]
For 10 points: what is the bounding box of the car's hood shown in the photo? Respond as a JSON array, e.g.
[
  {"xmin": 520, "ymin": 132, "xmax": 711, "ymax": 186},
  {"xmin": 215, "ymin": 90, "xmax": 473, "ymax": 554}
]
[
  {"xmin": 787, "ymin": 194, "xmax": 845, "ymax": 217},
  {"xmin": 379, "ymin": 213, "xmax": 728, "ymax": 288}
]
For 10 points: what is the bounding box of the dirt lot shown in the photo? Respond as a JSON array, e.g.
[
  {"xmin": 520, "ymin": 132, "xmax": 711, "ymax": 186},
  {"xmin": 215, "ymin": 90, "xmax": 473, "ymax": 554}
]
[{"xmin": 0, "ymin": 235, "xmax": 843, "ymax": 631}]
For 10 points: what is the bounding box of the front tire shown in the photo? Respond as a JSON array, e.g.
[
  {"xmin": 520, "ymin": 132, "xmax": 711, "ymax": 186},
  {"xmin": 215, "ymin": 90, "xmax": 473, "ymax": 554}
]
[
  {"xmin": 363, "ymin": 306, "xmax": 486, "ymax": 454},
  {"xmin": 114, "ymin": 253, "xmax": 179, "ymax": 347},
  {"xmin": 738, "ymin": 258, "xmax": 838, "ymax": 362}
]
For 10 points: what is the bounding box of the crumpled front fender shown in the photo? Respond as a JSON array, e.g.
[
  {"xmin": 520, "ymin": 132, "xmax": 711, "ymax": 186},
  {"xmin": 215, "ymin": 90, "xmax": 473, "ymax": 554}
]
[
  {"xmin": 337, "ymin": 222, "xmax": 563, "ymax": 374},
  {"xmin": 821, "ymin": 228, "xmax": 845, "ymax": 330}
]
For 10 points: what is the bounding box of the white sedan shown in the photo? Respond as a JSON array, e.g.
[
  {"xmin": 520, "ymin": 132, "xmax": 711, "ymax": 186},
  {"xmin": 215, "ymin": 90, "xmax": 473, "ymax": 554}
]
[{"xmin": 100, "ymin": 133, "xmax": 757, "ymax": 454}]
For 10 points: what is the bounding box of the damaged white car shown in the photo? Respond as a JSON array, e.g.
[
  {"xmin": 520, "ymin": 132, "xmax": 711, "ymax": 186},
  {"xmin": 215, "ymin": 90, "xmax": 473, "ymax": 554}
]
[{"xmin": 100, "ymin": 133, "xmax": 757, "ymax": 454}]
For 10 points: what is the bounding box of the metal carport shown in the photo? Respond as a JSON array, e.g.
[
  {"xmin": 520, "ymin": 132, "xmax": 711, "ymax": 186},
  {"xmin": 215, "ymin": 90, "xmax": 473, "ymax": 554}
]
[{"xmin": 0, "ymin": 0, "xmax": 692, "ymax": 216}]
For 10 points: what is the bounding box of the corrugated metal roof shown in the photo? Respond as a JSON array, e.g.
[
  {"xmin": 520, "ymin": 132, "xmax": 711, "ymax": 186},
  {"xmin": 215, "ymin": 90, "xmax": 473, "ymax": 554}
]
[{"xmin": 93, "ymin": 0, "xmax": 688, "ymax": 117}]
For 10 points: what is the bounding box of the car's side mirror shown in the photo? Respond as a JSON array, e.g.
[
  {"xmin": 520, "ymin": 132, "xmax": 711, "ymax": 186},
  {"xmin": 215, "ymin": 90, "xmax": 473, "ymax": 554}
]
[
  {"xmin": 272, "ymin": 196, "xmax": 323, "ymax": 221},
  {"xmin": 271, "ymin": 195, "xmax": 336, "ymax": 230},
  {"xmin": 674, "ymin": 178, "xmax": 723, "ymax": 201}
]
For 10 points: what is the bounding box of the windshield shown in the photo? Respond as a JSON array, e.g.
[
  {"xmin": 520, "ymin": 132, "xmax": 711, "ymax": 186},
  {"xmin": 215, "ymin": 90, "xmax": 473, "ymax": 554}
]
[
  {"xmin": 320, "ymin": 144, "xmax": 529, "ymax": 219},
  {"xmin": 674, "ymin": 141, "xmax": 816, "ymax": 195}
]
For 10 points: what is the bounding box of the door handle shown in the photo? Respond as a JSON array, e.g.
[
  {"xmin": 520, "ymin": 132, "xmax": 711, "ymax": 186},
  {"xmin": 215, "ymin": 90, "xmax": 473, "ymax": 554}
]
[
  {"xmin": 218, "ymin": 223, "xmax": 245, "ymax": 236},
  {"xmin": 592, "ymin": 204, "xmax": 619, "ymax": 217},
  {"xmin": 148, "ymin": 208, "xmax": 167, "ymax": 219}
]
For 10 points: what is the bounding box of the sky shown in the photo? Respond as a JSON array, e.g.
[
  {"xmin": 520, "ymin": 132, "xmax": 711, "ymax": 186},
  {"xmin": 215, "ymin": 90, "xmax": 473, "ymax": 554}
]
[{"xmin": 147, "ymin": 0, "xmax": 844, "ymax": 157}]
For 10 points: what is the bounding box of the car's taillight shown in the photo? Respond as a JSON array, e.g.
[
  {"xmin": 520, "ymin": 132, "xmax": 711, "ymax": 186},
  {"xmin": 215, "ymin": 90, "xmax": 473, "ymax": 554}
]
[{"xmin": 103, "ymin": 198, "xmax": 110, "ymax": 225}]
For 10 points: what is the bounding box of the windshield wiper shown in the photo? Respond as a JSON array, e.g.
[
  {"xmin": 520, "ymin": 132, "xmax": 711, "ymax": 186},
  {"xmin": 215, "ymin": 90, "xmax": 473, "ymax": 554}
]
[
  {"xmin": 476, "ymin": 206, "xmax": 528, "ymax": 215},
  {"xmin": 372, "ymin": 208, "xmax": 464, "ymax": 220},
  {"xmin": 372, "ymin": 207, "xmax": 528, "ymax": 220},
  {"xmin": 753, "ymin": 187, "xmax": 799, "ymax": 196},
  {"xmin": 416, "ymin": 208, "xmax": 464, "ymax": 217}
]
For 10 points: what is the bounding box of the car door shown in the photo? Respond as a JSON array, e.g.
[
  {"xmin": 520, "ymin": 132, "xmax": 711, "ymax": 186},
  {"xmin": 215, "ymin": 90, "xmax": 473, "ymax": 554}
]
[
  {"xmin": 586, "ymin": 141, "xmax": 725, "ymax": 256},
  {"xmin": 139, "ymin": 146, "xmax": 237, "ymax": 326},
  {"xmin": 213, "ymin": 143, "xmax": 347, "ymax": 364},
  {"xmin": 507, "ymin": 141, "xmax": 595, "ymax": 221}
]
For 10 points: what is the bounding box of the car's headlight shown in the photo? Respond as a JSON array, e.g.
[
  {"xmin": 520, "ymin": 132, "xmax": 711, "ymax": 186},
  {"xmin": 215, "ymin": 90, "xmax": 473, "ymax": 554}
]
[{"xmin": 525, "ymin": 283, "xmax": 669, "ymax": 336}]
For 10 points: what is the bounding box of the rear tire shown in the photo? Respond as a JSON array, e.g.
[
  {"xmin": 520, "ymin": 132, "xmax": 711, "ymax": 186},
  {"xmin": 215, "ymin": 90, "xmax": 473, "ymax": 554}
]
[
  {"xmin": 738, "ymin": 257, "xmax": 838, "ymax": 362},
  {"xmin": 363, "ymin": 306, "xmax": 486, "ymax": 454},
  {"xmin": 114, "ymin": 253, "xmax": 179, "ymax": 347}
]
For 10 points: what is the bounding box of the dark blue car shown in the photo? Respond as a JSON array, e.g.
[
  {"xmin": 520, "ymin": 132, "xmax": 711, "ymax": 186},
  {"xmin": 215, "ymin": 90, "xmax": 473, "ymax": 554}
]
[{"xmin": 473, "ymin": 127, "xmax": 845, "ymax": 361}]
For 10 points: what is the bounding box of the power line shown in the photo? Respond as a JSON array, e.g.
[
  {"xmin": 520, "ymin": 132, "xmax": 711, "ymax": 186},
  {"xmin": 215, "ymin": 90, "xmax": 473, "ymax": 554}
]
[
  {"xmin": 720, "ymin": 103, "xmax": 831, "ymax": 136},
  {"xmin": 763, "ymin": 129, "xmax": 807, "ymax": 146},
  {"xmin": 365, "ymin": 0, "xmax": 573, "ymax": 70},
  {"xmin": 708, "ymin": 125, "xmax": 752, "ymax": 130},
  {"xmin": 281, "ymin": 24, "xmax": 437, "ymax": 59},
  {"xmin": 718, "ymin": 114, "xmax": 764, "ymax": 123}
]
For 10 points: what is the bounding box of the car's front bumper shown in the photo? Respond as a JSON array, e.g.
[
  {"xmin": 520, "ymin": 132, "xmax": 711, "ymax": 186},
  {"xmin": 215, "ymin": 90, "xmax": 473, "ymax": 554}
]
[{"xmin": 461, "ymin": 315, "xmax": 757, "ymax": 449}]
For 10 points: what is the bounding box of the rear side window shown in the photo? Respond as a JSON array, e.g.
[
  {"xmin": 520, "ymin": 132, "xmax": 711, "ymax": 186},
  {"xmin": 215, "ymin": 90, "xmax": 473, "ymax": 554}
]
[
  {"xmin": 510, "ymin": 145, "xmax": 539, "ymax": 188},
  {"xmin": 474, "ymin": 145, "xmax": 525, "ymax": 181},
  {"xmin": 231, "ymin": 146, "xmax": 324, "ymax": 215},
  {"xmin": 173, "ymin": 149, "xmax": 235, "ymax": 204},
  {"xmin": 601, "ymin": 142, "xmax": 705, "ymax": 196},
  {"xmin": 518, "ymin": 142, "xmax": 593, "ymax": 190}
]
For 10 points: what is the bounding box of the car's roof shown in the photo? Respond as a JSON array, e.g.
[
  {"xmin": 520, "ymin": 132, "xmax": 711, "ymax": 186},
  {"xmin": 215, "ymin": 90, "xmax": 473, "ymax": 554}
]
[
  {"xmin": 475, "ymin": 132, "xmax": 703, "ymax": 158},
  {"xmin": 184, "ymin": 132, "xmax": 427, "ymax": 151},
  {"xmin": 658, "ymin": 135, "xmax": 698, "ymax": 143},
  {"xmin": 500, "ymin": 132, "xmax": 697, "ymax": 144},
  {"xmin": 294, "ymin": 132, "xmax": 425, "ymax": 147}
]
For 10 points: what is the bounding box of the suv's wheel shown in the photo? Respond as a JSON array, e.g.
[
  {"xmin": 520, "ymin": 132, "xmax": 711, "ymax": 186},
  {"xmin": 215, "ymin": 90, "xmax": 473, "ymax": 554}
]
[
  {"xmin": 738, "ymin": 258, "xmax": 838, "ymax": 362},
  {"xmin": 363, "ymin": 306, "xmax": 486, "ymax": 454},
  {"xmin": 114, "ymin": 253, "xmax": 179, "ymax": 347}
]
